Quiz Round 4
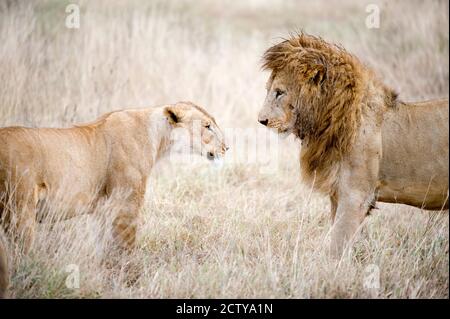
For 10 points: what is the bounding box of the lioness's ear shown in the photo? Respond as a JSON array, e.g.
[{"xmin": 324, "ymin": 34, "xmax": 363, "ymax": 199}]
[{"xmin": 164, "ymin": 106, "xmax": 181, "ymax": 125}]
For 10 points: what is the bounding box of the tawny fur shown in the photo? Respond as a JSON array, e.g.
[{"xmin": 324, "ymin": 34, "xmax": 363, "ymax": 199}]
[
  {"xmin": 0, "ymin": 102, "xmax": 227, "ymax": 254},
  {"xmin": 259, "ymin": 33, "xmax": 449, "ymax": 257}
]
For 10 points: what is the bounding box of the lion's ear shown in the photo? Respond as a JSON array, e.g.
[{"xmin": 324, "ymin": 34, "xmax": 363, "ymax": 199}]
[
  {"xmin": 309, "ymin": 64, "xmax": 326, "ymax": 86},
  {"xmin": 164, "ymin": 106, "xmax": 181, "ymax": 125},
  {"xmin": 300, "ymin": 52, "xmax": 327, "ymax": 86}
]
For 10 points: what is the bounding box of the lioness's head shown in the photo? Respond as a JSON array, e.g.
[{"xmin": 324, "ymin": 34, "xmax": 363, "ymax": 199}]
[
  {"xmin": 258, "ymin": 33, "xmax": 362, "ymax": 141},
  {"xmin": 164, "ymin": 101, "xmax": 228, "ymax": 162}
]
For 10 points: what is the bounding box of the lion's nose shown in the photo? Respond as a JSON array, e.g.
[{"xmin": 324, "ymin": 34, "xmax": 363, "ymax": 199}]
[{"xmin": 259, "ymin": 119, "xmax": 268, "ymax": 126}]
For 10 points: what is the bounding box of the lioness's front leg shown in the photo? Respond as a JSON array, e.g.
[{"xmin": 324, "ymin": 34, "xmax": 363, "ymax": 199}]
[{"xmin": 108, "ymin": 182, "xmax": 146, "ymax": 250}]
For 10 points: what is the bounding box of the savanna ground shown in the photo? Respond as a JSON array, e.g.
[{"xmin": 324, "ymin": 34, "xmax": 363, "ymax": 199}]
[{"xmin": 0, "ymin": 0, "xmax": 448, "ymax": 298}]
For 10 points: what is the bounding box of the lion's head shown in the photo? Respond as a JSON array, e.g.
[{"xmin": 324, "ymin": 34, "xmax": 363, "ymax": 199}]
[
  {"xmin": 165, "ymin": 101, "xmax": 228, "ymax": 162},
  {"xmin": 258, "ymin": 33, "xmax": 367, "ymax": 189}
]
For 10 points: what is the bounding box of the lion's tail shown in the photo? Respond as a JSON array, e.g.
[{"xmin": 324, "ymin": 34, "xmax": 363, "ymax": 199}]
[{"xmin": 0, "ymin": 227, "xmax": 9, "ymax": 299}]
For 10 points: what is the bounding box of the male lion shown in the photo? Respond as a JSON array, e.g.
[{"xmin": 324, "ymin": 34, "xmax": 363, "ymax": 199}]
[
  {"xmin": 0, "ymin": 101, "xmax": 228, "ymax": 253},
  {"xmin": 258, "ymin": 33, "xmax": 449, "ymax": 257}
]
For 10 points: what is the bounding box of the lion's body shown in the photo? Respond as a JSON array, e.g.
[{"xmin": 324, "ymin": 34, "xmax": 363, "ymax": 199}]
[
  {"xmin": 259, "ymin": 33, "xmax": 449, "ymax": 256},
  {"xmin": 378, "ymin": 99, "xmax": 449, "ymax": 210},
  {"xmin": 0, "ymin": 102, "xmax": 227, "ymax": 253}
]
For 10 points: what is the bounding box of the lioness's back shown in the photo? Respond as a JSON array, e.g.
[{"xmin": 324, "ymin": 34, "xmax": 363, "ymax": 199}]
[{"xmin": 0, "ymin": 126, "xmax": 109, "ymax": 194}]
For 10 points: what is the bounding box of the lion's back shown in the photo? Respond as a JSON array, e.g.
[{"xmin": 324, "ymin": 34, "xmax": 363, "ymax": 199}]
[{"xmin": 378, "ymin": 99, "xmax": 449, "ymax": 209}]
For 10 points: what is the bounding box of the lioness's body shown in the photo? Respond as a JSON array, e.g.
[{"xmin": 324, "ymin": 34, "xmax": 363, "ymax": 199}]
[
  {"xmin": 0, "ymin": 109, "xmax": 163, "ymax": 251},
  {"xmin": 378, "ymin": 99, "xmax": 449, "ymax": 210},
  {"xmin": 0, "ymin": 102, "xmax": 227, "ymax": 252},
  {"xmin": 1, "ymin": 126, "xmax": 110, "ymax": 216}
]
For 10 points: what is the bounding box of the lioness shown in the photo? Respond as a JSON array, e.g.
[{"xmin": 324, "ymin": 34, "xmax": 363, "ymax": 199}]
[
  {"xmin": 0, "ymin": 101, "xmax": 228, "ymax": 252},
  {"xmin": 258, "ymin": 33, "xmax": 449, "ymax": 257}
]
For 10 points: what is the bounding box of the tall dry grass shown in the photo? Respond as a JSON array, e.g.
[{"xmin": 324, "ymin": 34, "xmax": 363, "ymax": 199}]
[{"xmin": 0, "ymin": 0, "xmax": 448, "ymax": 298}]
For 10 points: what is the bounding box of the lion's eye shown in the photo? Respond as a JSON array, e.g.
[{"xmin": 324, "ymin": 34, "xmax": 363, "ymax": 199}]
[
  {"xmin": 205, "ymin": 124, "xmax": 211, "ymax": 130},
  {"xmin": 275, "ymin": 89, "xmax": 285, "ymax": 99}
]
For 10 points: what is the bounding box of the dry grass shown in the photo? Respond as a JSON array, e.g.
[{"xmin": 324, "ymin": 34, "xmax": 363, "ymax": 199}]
[{"xmin": 0, "ymin": 0, "xmax": 448, "ymax": 298}]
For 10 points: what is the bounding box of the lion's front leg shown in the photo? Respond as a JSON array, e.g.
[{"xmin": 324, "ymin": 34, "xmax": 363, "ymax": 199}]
[
  {"xmin": 329, "ymin": 197, "xmax": 369, "ymax": 258},
  {"xmin": 328, "ymin": 129, "xmax": 381, "ymax": 258},
  {"xmin": 329, "ymin": 176, "xmax": 377, "ymax": 258}
]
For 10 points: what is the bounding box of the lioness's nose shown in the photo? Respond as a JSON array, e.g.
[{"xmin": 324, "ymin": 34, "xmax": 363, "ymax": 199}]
[{"xmin": 259, "ymin": 119, "xmax": 268, "ymax": 126}]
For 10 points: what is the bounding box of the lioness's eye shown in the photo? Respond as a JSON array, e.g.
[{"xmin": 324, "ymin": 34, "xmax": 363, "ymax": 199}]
[
  {"xmin": 205, "ymin": 124, "xmax": 211, "ymax": 130},
  {"xmin": 275, "ymin": 89, "xmax": 285, "ymax": 99}
]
